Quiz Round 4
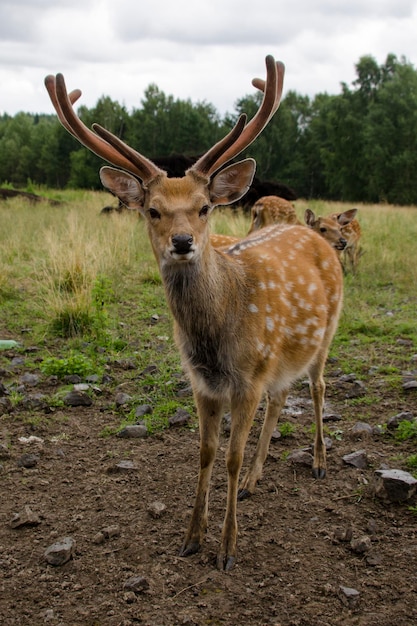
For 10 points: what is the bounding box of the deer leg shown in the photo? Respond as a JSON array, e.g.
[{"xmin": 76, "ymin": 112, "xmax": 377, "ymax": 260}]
[
  {"xmin": 238, "ymin": 388, "xmax": 289, "ymax": 499},
  {"xmin": 179, "ymin": 394, "xmax": 224, "ymax": 558},
  {"xmin": 217, "ymin": 390, "xmax": 263, "ymax": 571},
  {"xmin": 308, "ymin": 358, "xmax": 327, "ymax": 479}
]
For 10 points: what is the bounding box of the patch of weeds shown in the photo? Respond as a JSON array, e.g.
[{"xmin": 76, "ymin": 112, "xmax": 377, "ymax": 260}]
[
  {"xmin": 40, "ymin": 353, "xmax": 94, "ymax": 379},
  {"xmin": 408, "ymin": 505, "xmax": 417, "ymax": 516},
  {"xmin": 346, "ymin": 395, "xmax": 380, "ymax": 407},
  {"xmin": 278, "ymin": 421, "xmax": 296, "ymax": 438},
  {"xmin": 394, "ymin": 420, "xmax": 417, "ymax": 442},
  {"xmin": 406, "ymin": 454, "xmax": 417, "ymax": 468},
  {"xmin": 329, "ymin": 428, "xmax": 344, "ymax": 441}
]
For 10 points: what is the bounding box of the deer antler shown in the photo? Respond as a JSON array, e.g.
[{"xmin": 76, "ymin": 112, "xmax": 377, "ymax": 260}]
[
  {"xmin": 44, "ymin": 73, "xmax": 162, "ymax": 183},
  {"xmin": 44, "ymin": 55, "xmax": 284, "ymax": 182},
  {"xmin": 191, "ymin": 56, "xmax": 285, "ymax": 176}
]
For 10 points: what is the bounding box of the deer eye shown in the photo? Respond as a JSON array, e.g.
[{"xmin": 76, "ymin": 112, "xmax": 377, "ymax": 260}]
[
  {"xmin": 148, "ymin": 207, "xmax": 161, "ymax": 220},
  {"xmin": 199, "ymin": 205, "xmax": 210, "ymax": 218},
  {"xmin": 320, "ymin": 227, "xmax": 327, "ymax": 233}
]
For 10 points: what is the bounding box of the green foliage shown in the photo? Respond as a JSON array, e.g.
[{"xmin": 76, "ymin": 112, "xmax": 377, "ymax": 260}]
[
  {"xmin": 40, "ymin": 353, "xmax": 94, "ymax": 378},
  {"xmin": 2, "ymin": 53, "xmax": 417, "ymax": 203},
  {"xmin": 278, "ymin": 422, "xmax": 296, "ymax": 437},
  {"xmin": 394, "ymin": 420, "xmax": 417, "ymax": 442}
]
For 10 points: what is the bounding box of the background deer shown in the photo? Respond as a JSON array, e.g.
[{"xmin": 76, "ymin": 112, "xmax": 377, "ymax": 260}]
[
  {"xmin": 248, "ymin": 195, "xmax": 299, "ymax": 231},
  {"xmin": 245, "ymin": 195, "xmax": 353, "ymax": 255},
  {"xmin": 45, "ymin": 56, "xmax": 343, "ymax": 571},
  {"xmin": 329, "ymin": 209, "xmax": 362, "ymax": 273}
]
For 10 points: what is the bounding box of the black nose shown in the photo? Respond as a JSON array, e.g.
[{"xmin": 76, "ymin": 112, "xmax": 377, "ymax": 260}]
[
  {"xmin": 337, "ymin": 238, "xmax": 347, "ymax": 250},
  {"xmin": 172, "ymin": 234, "xmax": 193, "ymax": 254}
]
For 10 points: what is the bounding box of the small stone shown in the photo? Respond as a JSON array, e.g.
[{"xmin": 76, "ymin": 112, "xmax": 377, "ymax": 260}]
[
  {"xmin": 17, "ymin": 453, "xmax": 39, "ymax": 468},
  {"xmin": 102, "ymin": 525, "xmax": 121, "ymax": 538},
  {"xmin": 18, "ymin": 435, "xmax": 44, "ymax": 447},
  {"xmin": 44, "ymin": 537, "xmax": 76, "ymax": 566},
  {"xmin": 19, "ymin": 372, "xmax": 40, "ymax": 387},
  {"xmin": 117, "ymin": 425, "xmax": 148, "ymax": 438},
  {"xmin": 287, "ymin": 449, "xmax": 313, "ymax": 468},
  {"xmin": 403, "ymin": 380, "xmax": 417, "ymax": 391},
  {"xmin": 366, "ymin": 553, "xmax": 382, "ymax": 566},
  {"xmin": 147, "ymin": 501, "xmax": 167, "ymax": 519},
  {"xmin": 333, "ymin": 526, "xmax": 353, "ymax": 543},
  {"xmin": 323, "ymin": 413, "xmax": 342, "ymax": 422},
  {"xmin": 150, "ymin": 313, "xmax": 159, "ymax": 325},
  {"xmin": 123, "ymin": 591, "xmax": 137, "ymax": 604},
  {"xmin": 351, "ymin": 422, "xmax": 374, "ymax": 437},
  {"xmin": 271, "ymin": 429, "xmax": 282, "ymax": 441},
  {"xmin": 10, "ymin": 505, "xmax": 41, "ymax": 528},
  {"xmin": 135, "ymin": 404, "xmax": 153, "ymax": 419},
  {"xmin": 107, "ymin": 460, "xmax": 137, "ymax": 473},
  {"xmin": 115, "ymin": 392, "xmax": 133, "ymax": 407},
  {"xmin": 386, "ymin": 411, "xmax": 414, "ymax": 430},
  {"xmin": 350, "ymin": 535, "xmax": 372, "ymax": 554},
  {"xmin": 63, "ymin": 390, "xmax": 93, "ymax": 407},
  {"xmin": 342, "ymin": 450, "xmax": 368, "ymax": 469},
  {"xmin": 92, "ymin": 531, "xmax": 106, "ymax": 545},
  {"xmin": 338, "ymin": 585, "xmax": 360, "ymax": 608},
  {"xmin": 374, "ymin": 469, "xmax": 417, "ymax": 502},
  {"xmin": 123, "ymin": 575, "xmax": 149, "ymax": 594},
  {"xmin": 73, "ymin": 383, "xmax": 90, "ymax": 392},
  {"xmin": 20, "ymin": 393, "xmax": 48, "ymax": 410},
  {"xmin": 169, "ymin": 408, "xmax": 191, "ymax": 427}
]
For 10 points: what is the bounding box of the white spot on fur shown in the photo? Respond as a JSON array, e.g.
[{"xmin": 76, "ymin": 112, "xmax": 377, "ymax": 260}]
[
  {"xmin": 248, "ymin": 303, "xmax": 259, "ymax": 313},
  {"xmin": 266, "ymin": 317, "xmax": 274, "ymax": 331}
]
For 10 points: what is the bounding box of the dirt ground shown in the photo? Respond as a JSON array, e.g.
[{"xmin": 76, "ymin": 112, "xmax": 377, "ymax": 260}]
[{"xmin": 1, "ymin": 344, "xmax": 417, "ymax": 626}]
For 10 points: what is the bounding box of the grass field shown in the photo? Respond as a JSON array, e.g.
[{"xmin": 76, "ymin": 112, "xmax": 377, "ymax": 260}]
[{"xmin": 1, "ymin": 190, "xmax": 416, "ymax": 425}]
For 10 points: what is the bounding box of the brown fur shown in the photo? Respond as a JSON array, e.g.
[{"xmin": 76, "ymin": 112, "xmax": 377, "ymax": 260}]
[{"xmin": 100, "ymin": 167, "xmax": 343, "ymax": 571}]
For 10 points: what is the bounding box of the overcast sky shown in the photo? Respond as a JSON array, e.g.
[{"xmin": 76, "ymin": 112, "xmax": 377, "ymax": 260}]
[{"xmin": 1, "ymin": 0, "xmax": 416, "ymax": 118}]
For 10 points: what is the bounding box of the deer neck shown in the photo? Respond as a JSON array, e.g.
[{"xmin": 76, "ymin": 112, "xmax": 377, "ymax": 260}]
[{"xmin": 161, "ymin": 244, "xmax": 245, "ymax": 335}]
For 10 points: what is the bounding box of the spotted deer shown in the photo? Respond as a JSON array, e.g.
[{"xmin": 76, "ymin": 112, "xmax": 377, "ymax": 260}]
[
  {"xmin": 246, "ymin": 195, "xmax": 353, "ymax": 256},
  {"xmin": 45, "ymin": 56, "xmax": 343, "ymax": 571},
  {"xmin": 304, "ymin": 208, "xmax": 358, "ymax": 255},
  {"xmin": 248, "ymin": 195, "xmax": 299, "ymax": 232},
  {"xmin": 329, "ymin": 209, "xmax": 362, "ymax": 273}
]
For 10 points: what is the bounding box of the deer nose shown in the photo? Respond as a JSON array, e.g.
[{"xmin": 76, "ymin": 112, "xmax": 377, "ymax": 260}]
[
  {"xmin": 172, "ymin": 234, "xmax": 193, "ymax": 254},
  {"xmin": 338, "ymin": 238, "xmax": 347, "ymax": 250}
]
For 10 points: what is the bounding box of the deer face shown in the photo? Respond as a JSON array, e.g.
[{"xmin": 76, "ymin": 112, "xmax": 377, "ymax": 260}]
[{"xmin": 99, "ymin": 160, "xmax": 256, "ymax": 268}]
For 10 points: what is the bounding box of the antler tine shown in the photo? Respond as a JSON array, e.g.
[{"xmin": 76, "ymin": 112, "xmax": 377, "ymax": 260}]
[
  {"xmin": 44, "ymin": 73, "xmax": 162, "ymax": 183},
  {"xmin": 192, "ymin": 56, "xmax": 284, "ymax": 177},
  {"xmin": 92, "ymin": 123, "xmax": 165, "ymax": 183}
]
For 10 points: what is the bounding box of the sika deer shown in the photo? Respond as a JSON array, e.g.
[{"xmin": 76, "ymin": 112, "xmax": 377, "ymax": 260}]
[
  {"xmin": 304, "ymin": 208, "xmax": 352, "ymax": 253},
  {"xmin": 329, "ymin": 209, "xmax": 362, "ymax": 273},
  {"xmin": 248, "ymin": 195, "xmax": 299, "ymax": 232},
  {"xmin": 45, "ymin": 56, "xmax": 343, "ymax": 571},
  {"xmin": 246, "ymin": 196, "xmax": 352, "ymax": 255}
]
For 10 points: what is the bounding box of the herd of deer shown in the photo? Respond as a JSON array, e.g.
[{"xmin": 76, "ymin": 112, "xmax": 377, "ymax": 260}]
[{"xmin": 45, "ymin": 55, "xmax": 362, "ymax": 570}]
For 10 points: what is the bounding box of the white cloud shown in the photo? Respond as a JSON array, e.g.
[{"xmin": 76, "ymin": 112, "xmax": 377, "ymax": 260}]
[{"xmin": 0, "ymin": 0, "xmax": 416, "ymax": 116}]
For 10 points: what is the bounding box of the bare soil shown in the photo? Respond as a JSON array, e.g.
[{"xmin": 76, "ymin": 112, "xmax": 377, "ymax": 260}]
[{"xmin": 1, "ymin": 344, "xmax": 417, "ymax": 626}]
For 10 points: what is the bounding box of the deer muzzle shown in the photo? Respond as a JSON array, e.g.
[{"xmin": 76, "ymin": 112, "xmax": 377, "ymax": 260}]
[{"xmin": 171, "ymin": 233, "xmax": 195, "ymax": 258}]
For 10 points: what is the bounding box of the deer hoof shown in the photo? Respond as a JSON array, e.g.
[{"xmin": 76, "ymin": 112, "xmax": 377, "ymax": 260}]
[
  {"xmin": 217, "ymin": 553, "xmax": 236, "ymax": 571},
  {"xmin": 237, "ymin": 488, "xmax": 252, "ymax": 501},
  {"xmin": 312, "ymin": 467, "xmax": 326, "ymax": 479},
  {"xmin": 179, "ymin": 541, "xmax": 200, "ymax": 558}
]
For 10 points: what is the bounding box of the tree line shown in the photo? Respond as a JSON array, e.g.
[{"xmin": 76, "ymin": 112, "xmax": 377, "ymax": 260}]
[{"xmin": 1, "ymin": 53, "xmax": 417, "ymax": 205}]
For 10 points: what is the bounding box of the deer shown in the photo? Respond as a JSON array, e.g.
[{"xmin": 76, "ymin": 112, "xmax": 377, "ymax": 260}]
[
  {"xmin": 246, "ymin": 196, "xmax": 354, "ymax": 255},
  {"xmin": 329, "ymin": 209, "xmax": 362, "ymax": 273},
  {"xmin": 248, "ymin": 195, "xmax": 299, "ymax": 232},
  {"xmin": 44, "ymin": 55, "xmax": 343, "ymax": 571}
]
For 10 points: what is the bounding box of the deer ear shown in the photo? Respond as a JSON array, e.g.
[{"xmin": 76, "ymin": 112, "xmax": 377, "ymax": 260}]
[
  {"xmin": 304, "ymin": 208, "xmax": 315, "ymax": 226},
  {"xmin": 337, "ymin": 208, "xmax": 358, "ymax": 225},
  {"xmin": 99, "ymin": 166, "xmax": 146, "ymax": 211},
  {"xmin": 209, "ymin": 159, "xmax": 256, "ymax": 206}
]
